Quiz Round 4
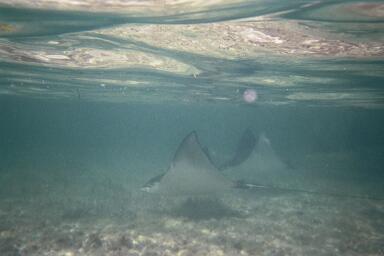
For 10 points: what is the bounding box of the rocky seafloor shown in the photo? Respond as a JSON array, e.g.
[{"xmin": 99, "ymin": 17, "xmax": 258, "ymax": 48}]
[{"xmin": 1, "ymin": 183, "xmax": 383, "ymax": 256}]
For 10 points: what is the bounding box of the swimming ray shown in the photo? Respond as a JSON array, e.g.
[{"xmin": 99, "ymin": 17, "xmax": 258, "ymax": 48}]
[
  {"xmin": 141, "ymin": 131, "xmax": 384, "ymax": 201},
  {"xmin": 254, "ymin": 132, "xmax": 287, "ymax": 173},
  {"xmin": 223, "ymin": 132, "xmax": 287, "ymax": 184},
  {"xmin": 219, "ymin": 128, "xmax": 257, "ymax": 171},
  {"xmin": 141, "ymin": 131, "xmax": 233, "ymax": 196}
]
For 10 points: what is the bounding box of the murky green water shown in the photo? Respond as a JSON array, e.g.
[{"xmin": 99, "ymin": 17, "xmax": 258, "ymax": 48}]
[{"xmin": 0, "ymin": 1, "xmax": 383, "ymax": 255}]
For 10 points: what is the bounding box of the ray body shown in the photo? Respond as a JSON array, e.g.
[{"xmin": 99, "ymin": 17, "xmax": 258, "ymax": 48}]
[
  {"xmin": 253, "ymin": 132, "xmax": 286, "ymax": 173},
  {"xmin": 223, "ymin": 132, "xmax": 287, "ymax": 184},
  {"xmin": 219, "ymin": 128, "xmax": 257, "ymax": 170},
  {"xmin": 142, "ymin": 131, "xmax": 232, "ymax": 196},
  {"xmin": 141, "ymin": 131, "xmax": 381, "ymax": 201}
]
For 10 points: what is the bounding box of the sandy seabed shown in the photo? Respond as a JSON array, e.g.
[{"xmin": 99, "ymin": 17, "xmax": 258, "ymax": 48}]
[{"xmin": 0, "ymin": 185, "xmax": 383, "ymax": 256}]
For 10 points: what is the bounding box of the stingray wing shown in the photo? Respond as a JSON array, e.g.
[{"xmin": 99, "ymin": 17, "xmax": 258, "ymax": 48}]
[
  {"xmin": 219, "ymin": 128, "xmax": 256, "ymax": 170},
  {"xmin": 158, "ymin": 131, "xmax": 232, "ymax": 195}
]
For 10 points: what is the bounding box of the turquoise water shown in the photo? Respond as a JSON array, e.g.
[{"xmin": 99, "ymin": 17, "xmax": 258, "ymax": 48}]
[{"xmin": 0, "ymin": 1, "xmax": 383, "ymax": 255}]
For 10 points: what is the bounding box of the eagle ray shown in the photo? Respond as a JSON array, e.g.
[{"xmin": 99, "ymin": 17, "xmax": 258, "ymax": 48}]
[{"xmin": 141, "ymin": 131, "xmax": 233, "ymax": 195}]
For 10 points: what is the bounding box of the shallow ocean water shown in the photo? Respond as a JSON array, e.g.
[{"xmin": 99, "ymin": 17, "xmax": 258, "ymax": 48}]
[{"xmin": 0, "ymin": 1, "xmax": 384, "ymax": 255}]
